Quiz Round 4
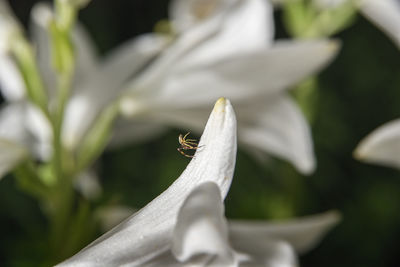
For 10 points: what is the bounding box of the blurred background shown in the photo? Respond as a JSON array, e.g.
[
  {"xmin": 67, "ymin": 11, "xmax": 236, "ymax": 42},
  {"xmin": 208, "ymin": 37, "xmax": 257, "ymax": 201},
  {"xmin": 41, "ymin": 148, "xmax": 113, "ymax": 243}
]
[{"xmin": 1, "ymin": 0, "xmax": 400, "ymax": 266}]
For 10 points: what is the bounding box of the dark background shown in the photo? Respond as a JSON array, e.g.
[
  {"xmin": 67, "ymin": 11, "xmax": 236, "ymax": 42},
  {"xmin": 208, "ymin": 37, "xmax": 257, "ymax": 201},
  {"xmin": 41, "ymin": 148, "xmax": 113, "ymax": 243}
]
[{"xmin": 1, "ymin": 0, "xmax": 400, "ymax": 266}]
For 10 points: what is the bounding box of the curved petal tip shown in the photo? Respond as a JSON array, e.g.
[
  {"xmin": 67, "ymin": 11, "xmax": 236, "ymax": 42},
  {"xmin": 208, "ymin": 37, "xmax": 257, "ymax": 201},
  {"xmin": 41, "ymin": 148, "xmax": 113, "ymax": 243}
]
[
  {"xmin": 354, "ymin": 119, "xmax": 400, "ymax": 169},
  {"xmin": 214, "ymin": 97, "xmax": 227, "ymax": 113}
]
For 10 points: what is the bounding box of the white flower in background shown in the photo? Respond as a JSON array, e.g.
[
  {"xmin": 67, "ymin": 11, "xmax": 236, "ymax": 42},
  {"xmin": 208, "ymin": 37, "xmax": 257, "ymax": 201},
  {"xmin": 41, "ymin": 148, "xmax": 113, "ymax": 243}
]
[
  {"xmin": 0, "ymin": 1, "xmax": 168, "ymax": 179},
  {"xmin": 359, "ymin": 0, "xmax": 400, "ymax": 49},
  {"xmin": 29, "ymin": 2, "xmax": 168, "ymax": 151},
  {"xmin": 354, "ymin": 119, "xmax": 400, "ymax": 169},
  {"xmin": 115, "ymin": 0, "xmax": 339, "ymax": 175},
  {"xmin": 0, "ymin": 0, "xmax": 338, "ymax": 177},
  {"xmin": 58, "ymin": 98, "xmax": 340, "ymax": 267}
]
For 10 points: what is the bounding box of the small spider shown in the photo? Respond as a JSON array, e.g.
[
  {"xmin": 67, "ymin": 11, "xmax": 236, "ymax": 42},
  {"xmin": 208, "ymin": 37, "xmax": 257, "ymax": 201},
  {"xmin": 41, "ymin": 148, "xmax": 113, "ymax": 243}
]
[{"xmin": 177, "ymin": 132, "xmax": 200, "ymax": 158}]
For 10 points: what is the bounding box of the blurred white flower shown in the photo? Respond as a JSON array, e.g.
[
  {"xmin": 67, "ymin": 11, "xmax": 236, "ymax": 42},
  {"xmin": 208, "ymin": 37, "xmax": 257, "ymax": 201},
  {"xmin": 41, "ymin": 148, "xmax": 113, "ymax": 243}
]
[
  {"xmin": 359, "ymin": 0, "xmax": 400, "ymax": 49},
  {"xmin": 58, "ymin": 98, "xmax": 339, "ymax": 266},
  {"xmin": 0, "ymin": 2, "xmax": 168, "ymax": 178},
  {"xmin": 0, "ymin": 0, "xmax": 338, "ymax": 177},
  {"xmin": 117, "ymin": 0, "xmax": 339, "ymax": 175},
  {"xmin": 354, "ymin": 119, "xmax": 400, "ymax": 169}
]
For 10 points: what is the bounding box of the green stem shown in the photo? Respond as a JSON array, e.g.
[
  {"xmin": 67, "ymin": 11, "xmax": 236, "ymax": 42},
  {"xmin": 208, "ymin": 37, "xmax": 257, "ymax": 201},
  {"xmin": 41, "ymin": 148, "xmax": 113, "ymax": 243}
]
[
  {"xmin": 76, "ymin": 102, "xmax": 120, "ymax": 172},
  {"xmin": 48, "ymin": 174, "xmax": 74, "ymax": 260},
  {"xmin": 13, "ymin": 161, "xmax": 49, "ymax": 201},
  {"xmin": 51, "ymin": 72, "xmax": 73, "ymax": 179},
  {"xmin": 11, "ymin": 37, "xmax": 50, "ymax": 119}
]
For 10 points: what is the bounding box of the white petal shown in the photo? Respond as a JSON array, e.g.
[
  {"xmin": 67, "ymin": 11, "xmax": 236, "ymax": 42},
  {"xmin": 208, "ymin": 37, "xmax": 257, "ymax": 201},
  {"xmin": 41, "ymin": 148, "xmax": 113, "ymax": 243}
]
[
  {"xmin": 171, "ymin": 0, "xmax": 274, "ymax": 68},
  {"xmin": 63, "ymin": 34, "xmax": 169, "ymax": 149},
  {"xmin": 0, "ymin": 103, "xmax": 30, "ymax": 178},
  {"xmin": 237, "ymin": 94, "xmax": 315, "ymax": 175},
  {"xmin": 72, "ymin": 23, "xmax": 99, "ymax": 86},
  {"xmin": 24, "ymin": 104, "xmax": 53, "ymax": 160},
  {"xmin": 170, "ymin": 0, "xmax": 237, "ymax": 32},
  {"xmin": 145, "ymin": 39, "xmax": 339, "ymax": 109},
  {"xmin": 354, "ymin": 118, "xmax": 400, "ymax": 169},
  {"xmin": 0, "ymin": 138, "xmax": 27, "ymax": 179},
  {"xmin": 172, "ymin": 182, "xmax": 233, "ymax": 263},
  {"xmin": 98, "ymin": 34, "xmax": 169, "ymax": 89},
  {"xmin": 126, "ymin": 19, "xmax": 220, "ymax": 98},
  {"xmin": 57, "ymin": 98, "xmax": 237, "ymax": 266},
  {"xmin": 31, "ymin": 3, "xmax": 98, "ymax": 96},
  {"xmin": 0, "ymin": 54, "xmax": 25, "ymax": 101},
  {"xmin": 228, "ymin": 210, "xmax": 341, "ymax": 255},
  {"xmin": 360, "ymin": 0, "xmax": 400, "ymax": 48},
  {"xmin": 30, "ymin": 3, "xmax": 57, "ymax": 98},
  {"xmin": 0, "ymin": 103, "xmax": 30, "ymax": 145}
]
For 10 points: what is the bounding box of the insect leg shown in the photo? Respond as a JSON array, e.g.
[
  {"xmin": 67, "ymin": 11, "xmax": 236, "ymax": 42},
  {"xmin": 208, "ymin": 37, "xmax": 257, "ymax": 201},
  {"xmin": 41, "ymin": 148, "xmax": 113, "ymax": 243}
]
[{"xmin": 177, "ymin": 147, "xmax": 194, "ymax": 158}]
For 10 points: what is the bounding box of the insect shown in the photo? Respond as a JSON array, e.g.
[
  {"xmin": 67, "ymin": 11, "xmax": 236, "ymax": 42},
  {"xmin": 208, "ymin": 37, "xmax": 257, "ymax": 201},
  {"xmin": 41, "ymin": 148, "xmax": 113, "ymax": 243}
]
[{"xmin": 177, "ymin": 132, "xmax": 200, "ymax": 158}]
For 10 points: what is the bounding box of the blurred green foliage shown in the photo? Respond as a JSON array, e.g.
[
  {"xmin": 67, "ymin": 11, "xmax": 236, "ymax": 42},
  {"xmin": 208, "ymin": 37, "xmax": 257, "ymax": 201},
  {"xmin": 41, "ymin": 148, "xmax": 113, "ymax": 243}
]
[{"xmin": 1, "ymin": 0, "xmax": 400, "ymax": 266}]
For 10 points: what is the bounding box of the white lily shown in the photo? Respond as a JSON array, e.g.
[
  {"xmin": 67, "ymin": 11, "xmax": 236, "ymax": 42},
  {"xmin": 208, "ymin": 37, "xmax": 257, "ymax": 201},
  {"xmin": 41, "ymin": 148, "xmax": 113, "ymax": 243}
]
[
  {"xmin": 116, "ymin": 0, "xmax": 339, "ymax": 175},
  {"xmin": 58, "ymin": 98, "xmax": 340, "ymax": 266},
  {"xmin": 0, "ymin": 0, "xmax": 338, "ymax": 177},
  {"xmin": 3, "ymin": 0, "xmax": 337, "ymax": 175},
  {"xmin": 359, "ymin": 0, "xmax": 400, "ymax": 49},
  {"xmin": 354, "ymin": 119, "xmax": 400, "ymax": 169}
]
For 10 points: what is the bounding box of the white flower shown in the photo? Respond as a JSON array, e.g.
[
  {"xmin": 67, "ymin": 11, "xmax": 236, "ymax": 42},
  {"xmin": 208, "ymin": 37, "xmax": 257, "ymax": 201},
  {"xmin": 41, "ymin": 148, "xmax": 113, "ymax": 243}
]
[
  {"xmin": 57, "ymin": 98, "xmax": 340, "ymax": 266},
  {"xmin": 0, "ymin": 0, "xmax": 338, "ymax": 177},
  {"xmin": 359, "ymin": 0, "xmax": 400, "ymax": 49},
  {"xmin": 0, "ymin": 2, "xmax": 168, "ymax": 178},
  {"xmin": 116, "ymin": 0, "xmax": 339, "ymax": 175},
  {"xmin": 354, "ymin": 119, "xmax": 400, "ymax": 169}
]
